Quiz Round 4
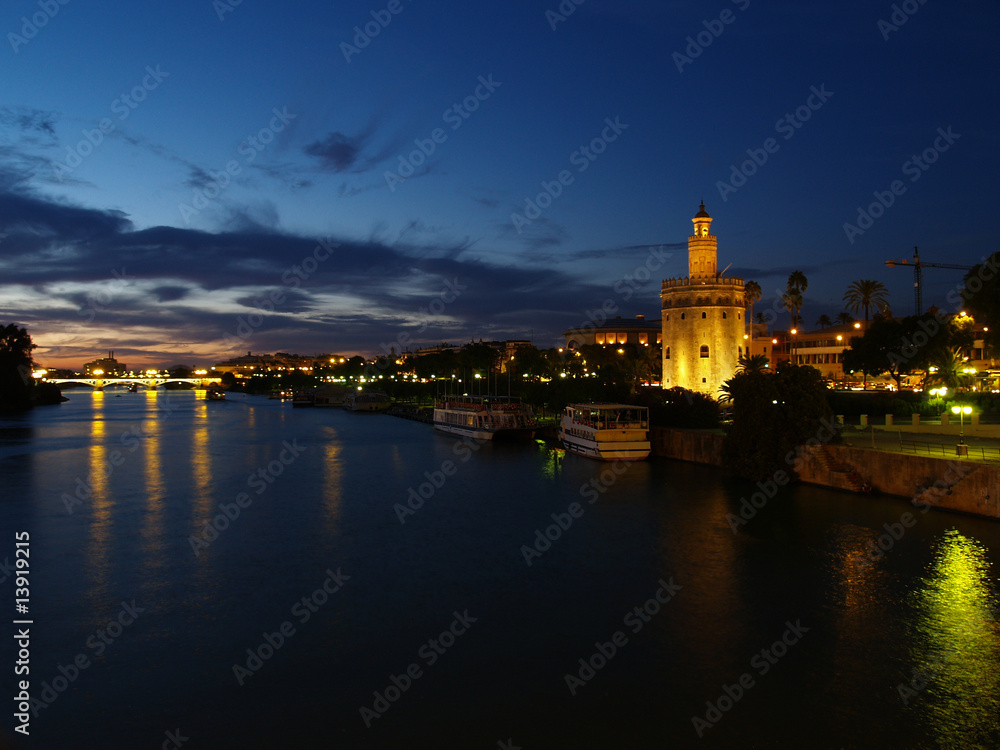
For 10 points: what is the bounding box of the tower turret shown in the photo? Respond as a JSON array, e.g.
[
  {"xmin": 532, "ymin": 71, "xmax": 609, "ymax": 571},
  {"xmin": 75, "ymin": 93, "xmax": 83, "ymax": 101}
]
[{"xmin": 688, "ymin": 202, "xmax": 716, "ymax": 278}]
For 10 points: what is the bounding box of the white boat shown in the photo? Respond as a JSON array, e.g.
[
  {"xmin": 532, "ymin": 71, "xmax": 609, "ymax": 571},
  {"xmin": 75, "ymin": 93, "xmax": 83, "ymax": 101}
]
[
  {"xmin": 559, "ymin": 403, "xmax": 650, "ymax": 461},
  {"xmin": 433, "ymin": 396, "xmax": 536, "ymax": 440},
  {"xmin": 344, "ymin": 391, "xmax": 391, "ymax": 412}
]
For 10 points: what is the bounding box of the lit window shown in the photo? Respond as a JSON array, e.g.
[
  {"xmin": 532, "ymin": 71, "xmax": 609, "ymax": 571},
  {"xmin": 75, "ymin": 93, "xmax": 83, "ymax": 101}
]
[
  {"xmin": 595, "ymin": 333, "xmax": 605, "ymax": 344},
  {"xmin": 638, "ymin": 333, "xmax": 648, "ymax": 345}
]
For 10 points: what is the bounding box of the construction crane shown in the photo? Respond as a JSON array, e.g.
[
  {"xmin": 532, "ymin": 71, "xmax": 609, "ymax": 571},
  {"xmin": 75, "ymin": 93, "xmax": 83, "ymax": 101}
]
[{"xmin": 884, "ymin": 246, "xmax": 974, "ymax": 315}]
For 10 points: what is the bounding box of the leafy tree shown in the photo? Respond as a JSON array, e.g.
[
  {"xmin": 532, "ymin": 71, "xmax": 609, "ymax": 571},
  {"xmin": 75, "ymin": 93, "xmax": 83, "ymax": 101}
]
[
  {"xmin": 722, "ymin": 361, "xmax": 834, "ymax": 481},
  {"xmin": 960, "ymin": 252, "xmax": 1000, "ymax": 353},
  {"xmin": 0, "ymin": 324, "xmax": 37, "ymax": 411},
  {"xmin": 782, "ymin": 288, "xmax": 804, "ymax": 329},
  {"xmin": 843, "ymin": 279, "xmax": 890, "ymax": 324},
  {"xmin": 644, "ymin": 387, "xmax": 720, "ymax": 428},
  {"xmin": 841, "ymin": 313, "xmax": 951, "ymax": 390}
]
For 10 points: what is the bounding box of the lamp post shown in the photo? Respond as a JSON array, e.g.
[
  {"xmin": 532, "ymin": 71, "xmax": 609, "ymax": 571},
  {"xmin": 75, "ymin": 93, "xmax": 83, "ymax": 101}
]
[{"xmin": 952, "ymin": 405, "xmax": 972, "ymax": 456}]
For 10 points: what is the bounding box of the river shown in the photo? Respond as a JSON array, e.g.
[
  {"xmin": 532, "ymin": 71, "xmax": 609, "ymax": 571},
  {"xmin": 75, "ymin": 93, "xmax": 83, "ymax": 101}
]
[{"xmin": 2, "ymin": 390, "xmax": 999, "ymax": 749}]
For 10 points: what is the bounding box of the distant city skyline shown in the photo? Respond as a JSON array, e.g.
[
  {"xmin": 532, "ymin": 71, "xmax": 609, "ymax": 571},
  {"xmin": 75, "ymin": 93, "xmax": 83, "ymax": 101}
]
[{"xmin": 2, "ymin": 1, "xmax": 999, "ymax": 368}]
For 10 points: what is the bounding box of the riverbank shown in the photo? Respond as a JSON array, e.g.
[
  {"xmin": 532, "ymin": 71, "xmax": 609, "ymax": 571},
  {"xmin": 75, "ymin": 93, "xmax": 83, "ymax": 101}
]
[{"xmin": 651, "ymin": 426, "xmax": 1000, "ymax": 521}]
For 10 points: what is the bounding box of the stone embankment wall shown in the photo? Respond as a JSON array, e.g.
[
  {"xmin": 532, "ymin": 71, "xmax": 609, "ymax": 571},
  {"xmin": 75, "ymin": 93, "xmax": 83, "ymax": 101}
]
[{"xmin": 651, "ymin": 427, "xmax": 1000, "ymax": 520}]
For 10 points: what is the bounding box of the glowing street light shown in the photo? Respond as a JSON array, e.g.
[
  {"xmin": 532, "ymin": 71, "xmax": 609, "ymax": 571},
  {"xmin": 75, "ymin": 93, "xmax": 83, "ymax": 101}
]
[{"xmin": 951, "ymin": 404, "xmax": 973, "ymax": 454}]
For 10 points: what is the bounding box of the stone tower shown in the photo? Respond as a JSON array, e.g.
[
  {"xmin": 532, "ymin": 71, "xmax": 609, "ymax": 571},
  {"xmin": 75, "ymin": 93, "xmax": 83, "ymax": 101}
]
[{"xmin": 661, "ymin": 203, "xmax": 745, "ymax": 395}]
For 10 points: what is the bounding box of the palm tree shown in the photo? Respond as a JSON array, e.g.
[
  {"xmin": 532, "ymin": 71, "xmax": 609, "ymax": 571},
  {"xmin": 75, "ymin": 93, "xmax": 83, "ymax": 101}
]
[
  {"xmin": 785, "ymin": 271, "xmax": 808, "ymax": 327},
  {"xmin": 843, "ymin": 279, "xmax": 890, "ymax": 324},
  {"xmin": 816, "ymin": 314, "xmax": 833, "ymax": 329},
  {"xmin": 835, "ymin": 312, "xmax": 856, "ymax": 326},
  {"xmin": 787, "ymin": 270, "xmax": 808, "ymax": 295},
  {"xmin": 782, "ymin": 288, "xmax": 803, "ymax": 329},
  {"xmin": 744, "ymin": 280, "xmax": 762, "ymax": 334},
  {"xmin": 736, "ymin": 353, "xmax": 770, "ymax": 375}
]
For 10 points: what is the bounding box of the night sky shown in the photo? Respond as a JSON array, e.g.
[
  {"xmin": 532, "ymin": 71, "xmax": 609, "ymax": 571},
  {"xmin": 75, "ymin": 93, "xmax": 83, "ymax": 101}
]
[{"xmin": 2, "ymin": 0, "xmax": 998, "ymax": 368}]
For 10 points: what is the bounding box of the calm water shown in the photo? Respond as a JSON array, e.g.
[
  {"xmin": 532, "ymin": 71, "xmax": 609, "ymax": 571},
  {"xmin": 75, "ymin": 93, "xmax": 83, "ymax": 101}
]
[{"xmin": 2, "ymin": 390, "xmax": 1000, "ymax": 749}]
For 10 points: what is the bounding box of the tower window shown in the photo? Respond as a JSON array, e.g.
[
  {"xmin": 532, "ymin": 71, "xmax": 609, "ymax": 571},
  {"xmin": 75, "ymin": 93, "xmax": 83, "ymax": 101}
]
[
  {"xmin": 700, "ymin": 345, "xmax": 709, "ymax": 358},
  {"xmin": 701, "ymin": 312, "xmax": 707, "ymax": 319},
  {"xmin": 681, "ymin": 313, "xmax": 685, "ymax": 320},
  {"xmin": 665, "ymin": 347, "xmax": 670, "ymax": 360},
  {"xmin": 723, "ymin": 312, "xmax": 727, "ymax": 319}
]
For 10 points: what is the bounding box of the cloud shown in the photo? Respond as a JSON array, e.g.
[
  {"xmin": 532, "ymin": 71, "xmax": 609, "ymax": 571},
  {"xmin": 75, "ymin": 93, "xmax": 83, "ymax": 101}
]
[{"xmin": 0, "ymin": 186, "xmax": 631, "ymax": 363}]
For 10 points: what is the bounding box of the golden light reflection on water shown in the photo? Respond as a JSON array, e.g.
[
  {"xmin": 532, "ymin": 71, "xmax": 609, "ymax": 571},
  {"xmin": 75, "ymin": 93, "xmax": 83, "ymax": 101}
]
[
  {"xmin": 322, "ymin": 427, "xmax": 342, "ymax": 527},
  {"xmin": 910, "ymin": 529, "xmax": 1000, "ymax": 744},
  {"xmin": 191, "ymin": 400, "xmax": 213, "ymax": 529},
  {"xmin": 86, "ymin": 393, "xmax": 111, "ymax": 597},
  {"xmin": 139, "ymin": 402, "xmax": 165, "ymax": 573}
]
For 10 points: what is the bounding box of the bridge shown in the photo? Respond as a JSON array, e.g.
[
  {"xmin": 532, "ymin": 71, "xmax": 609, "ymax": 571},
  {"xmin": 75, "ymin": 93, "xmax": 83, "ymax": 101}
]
[{"xmin": 45, "ymin": 377, "xmax": 223, "ymax": 390}]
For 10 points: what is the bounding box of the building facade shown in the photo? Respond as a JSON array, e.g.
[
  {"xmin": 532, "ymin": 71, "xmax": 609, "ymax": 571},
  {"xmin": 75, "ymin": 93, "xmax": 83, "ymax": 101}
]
[
  {"xmin": 661, "ymin": 204, "xmax": 745, "ymax": 395},
  {"xmin": 562, "ymin": 315, "xmax": 662, "ymax": 350}
]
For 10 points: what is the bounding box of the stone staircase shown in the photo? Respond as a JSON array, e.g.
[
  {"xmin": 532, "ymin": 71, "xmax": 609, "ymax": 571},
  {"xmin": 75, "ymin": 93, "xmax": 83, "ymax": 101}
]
[{"xmin": 814, "ymin": 444, "xmax": 868, "ymax": 493}]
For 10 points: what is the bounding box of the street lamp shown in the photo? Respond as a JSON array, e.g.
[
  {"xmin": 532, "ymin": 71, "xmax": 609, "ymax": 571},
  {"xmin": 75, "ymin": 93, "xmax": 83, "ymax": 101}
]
[{"xmin": 951, "ymin": 405, "xmax": 972, "ymax": 455}]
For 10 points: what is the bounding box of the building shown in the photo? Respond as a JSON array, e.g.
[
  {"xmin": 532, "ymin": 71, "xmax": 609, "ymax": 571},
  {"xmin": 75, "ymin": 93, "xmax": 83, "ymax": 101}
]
[
  {"xmin": 562, "ymin": 314, "xmax": 662, "ymax": 350},
  {"xmin": 84, "ymin": 351, "xmax": 126, "ymax": 377},
  {"xmin": 661, "ymin": 203, "xmax": 745, "ymax": 395}
]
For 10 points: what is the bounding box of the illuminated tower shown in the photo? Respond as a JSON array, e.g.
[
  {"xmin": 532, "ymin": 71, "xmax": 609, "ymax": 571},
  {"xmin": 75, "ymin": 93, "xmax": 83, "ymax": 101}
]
[{"xmin": 661, "ymin": 203, "xmax": 745, "ymax": 395}]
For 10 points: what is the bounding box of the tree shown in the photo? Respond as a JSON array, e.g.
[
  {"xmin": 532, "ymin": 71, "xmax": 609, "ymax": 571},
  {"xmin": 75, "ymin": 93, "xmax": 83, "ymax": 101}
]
[
  {"xmin": 0, "ymin": 324, "xmax": 37, "ymax": 411},
  {"xmin": 961, "ymin": 252, "xmax": 1000, "ymax": 353},
  {"xmin": 744, "ymin": 281, "xmax": 762, "ymax": 332},
  {"xmin": 841, "ymin": 313, "xmax": 951, "ymax": 390},
  {"xmin": 782, "ymin": 288, "xmax": 804, "ymax": 329},
  {"xmin": 816, "ymin": 314, "xmax": 833, "ymax": 329},
  {"xmin": 843, "ymin": 279, "xmax": 890, "ymax": 324},
  {"xmin": 835, "ymin": 312, "xmax": 856, "ymax": 326},
  {"xmin": 783, "ymin": 271, "xmax": 808, "ymax": 328},
  {"xmin": 722, "ymin": 361, "xmax": 833, "ymax": 481}
]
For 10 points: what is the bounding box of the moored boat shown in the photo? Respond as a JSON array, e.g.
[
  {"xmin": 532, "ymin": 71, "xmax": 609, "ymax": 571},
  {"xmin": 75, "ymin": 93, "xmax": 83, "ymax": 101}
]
[
  {"xmin": 559, "ymin": 403, "xmax": 650, "ymax": 461},
  {"xmin": 205, "ymin": 387, "xmax": 226, "ymax": 401},
  {"xmin": 344, "ymin": 391, "xmax": 391, "ymax": 412},
  {"xmin": 433, "ymin": 396, "xmax": 536, "ymax": 440}
]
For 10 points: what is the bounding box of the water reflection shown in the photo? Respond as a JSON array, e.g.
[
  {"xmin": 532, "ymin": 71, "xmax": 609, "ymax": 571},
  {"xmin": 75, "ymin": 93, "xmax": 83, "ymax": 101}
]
[
  {"xmin": 86, "ymin": 391, "xmax": 112, "ymax": 601},
  {"xmin": 140, "ymin": 399, "xmax": 166, "ymax": 576},
  {"xmin": 321, "ymin": 427, "xmax": 343, "ymax": 529},
  {"xmin": 910, "ymin": 529, "xmax": 1000, "ymax": 744},
  {"xmin": 190, "ymin": 399, "xmax": 213, "ymax": 529}
]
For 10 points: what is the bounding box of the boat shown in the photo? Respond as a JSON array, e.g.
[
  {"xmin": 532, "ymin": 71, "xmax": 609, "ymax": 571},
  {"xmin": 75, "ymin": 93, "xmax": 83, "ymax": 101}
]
[
  {"xmin": 433, "ymin": 396, "xmax": 536, "ymax": 440},
  {"xmin": 344, "ymin": 391, "xmax": 391, "ymax": 412},
  {"xmin": 559, "ymin": 403, "xmax": 650, "ymax": 461},
  {"xmin": 313, "ymin": 385, "xmax": 346, "ymax": 407},
  {"xmin": 291, "ymin": 389, "xmax": 315, "ymax": 407},
  {"xmin": 205, "ymin": 387, "xmax": 226, "ymax": 401}
]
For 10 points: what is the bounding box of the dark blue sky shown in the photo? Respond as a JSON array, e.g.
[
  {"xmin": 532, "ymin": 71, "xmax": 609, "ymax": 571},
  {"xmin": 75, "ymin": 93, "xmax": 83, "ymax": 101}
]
[{"xmin": 2, "ymin": 0, "xmax": 998, "ymax": 367}]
